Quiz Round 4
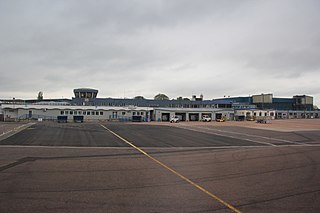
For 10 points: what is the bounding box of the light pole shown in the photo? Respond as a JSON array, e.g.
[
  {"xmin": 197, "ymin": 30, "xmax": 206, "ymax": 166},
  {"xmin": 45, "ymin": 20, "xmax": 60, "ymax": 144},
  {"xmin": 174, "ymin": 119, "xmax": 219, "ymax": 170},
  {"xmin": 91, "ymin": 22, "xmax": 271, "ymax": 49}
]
[
  {"xmin": 3, "ymin": 105, "xmax": 5, "ymax": 122},
  {"xmin": 13, "ymin": 97, "xmax": 16, "ymax": 121}
]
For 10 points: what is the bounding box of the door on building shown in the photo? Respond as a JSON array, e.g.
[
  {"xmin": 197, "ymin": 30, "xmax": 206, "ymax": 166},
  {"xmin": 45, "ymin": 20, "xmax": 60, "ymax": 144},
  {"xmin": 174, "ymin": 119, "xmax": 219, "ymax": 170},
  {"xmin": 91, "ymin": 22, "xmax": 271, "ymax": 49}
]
[
  {"xmin": 112, "ymin": 112, "xmax": 118, "ymax": 119},
  {"xmin": 149, "ymin": 110, "xmax": 154, "ymax": 121},
  {"xmin": 28, "ymin": 110, "xmax": 32, "ymax": 118},
  {"xmin": 189, "ymin": 113, "xmax": 199, "ymax": 121},
  {"xmin": 229, "ymin": 113, "xmax": 234, "ymax": 121}
]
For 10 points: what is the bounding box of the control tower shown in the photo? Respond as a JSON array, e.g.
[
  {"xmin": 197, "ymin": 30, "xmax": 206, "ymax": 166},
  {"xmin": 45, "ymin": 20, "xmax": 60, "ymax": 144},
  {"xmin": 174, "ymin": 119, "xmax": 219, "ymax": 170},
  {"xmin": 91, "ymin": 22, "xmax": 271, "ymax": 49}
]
[{"xmin": 73, "ymin": 88, "xmax": 98, "ymax": 99}]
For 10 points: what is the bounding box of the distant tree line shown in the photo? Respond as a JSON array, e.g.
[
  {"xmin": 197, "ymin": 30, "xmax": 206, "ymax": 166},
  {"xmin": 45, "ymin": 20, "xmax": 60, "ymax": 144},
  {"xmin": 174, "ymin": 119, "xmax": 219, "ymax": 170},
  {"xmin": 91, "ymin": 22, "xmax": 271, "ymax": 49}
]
[
  {"xmin": 133, "ymin": 94, "xmax": 191, "ymax": 101},
  {"xmin": 37, "ymin": 91, "xmax": 43, "ymax": 100}
]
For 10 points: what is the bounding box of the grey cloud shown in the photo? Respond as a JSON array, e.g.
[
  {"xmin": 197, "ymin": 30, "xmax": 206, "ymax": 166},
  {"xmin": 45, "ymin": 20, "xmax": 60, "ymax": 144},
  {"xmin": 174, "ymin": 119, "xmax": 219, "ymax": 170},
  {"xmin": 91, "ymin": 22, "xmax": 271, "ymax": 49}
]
[
  {"xmin": 60, "ymin": 0, "xmax": 244, "ymax": 31},
  {"xmin": 245, "ymin": 48, "xmax": 320, "ymax": 77},
  {"xmin": 0, "ymin": 0, "xmax": 319, "ymax": 106}
]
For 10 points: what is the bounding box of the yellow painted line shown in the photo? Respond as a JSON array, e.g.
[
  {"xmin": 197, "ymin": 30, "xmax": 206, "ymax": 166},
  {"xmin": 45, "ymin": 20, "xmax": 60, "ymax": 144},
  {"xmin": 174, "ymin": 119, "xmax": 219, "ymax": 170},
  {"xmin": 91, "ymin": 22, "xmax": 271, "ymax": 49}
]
[{"xmin": 100, "ymin": 124, "xmax": 242, "ymax": 213}]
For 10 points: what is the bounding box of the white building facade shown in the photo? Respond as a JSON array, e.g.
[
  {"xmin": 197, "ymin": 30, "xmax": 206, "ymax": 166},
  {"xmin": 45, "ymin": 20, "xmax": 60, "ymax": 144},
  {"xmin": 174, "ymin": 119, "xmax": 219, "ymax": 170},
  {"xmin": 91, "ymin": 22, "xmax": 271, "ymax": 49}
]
[
  {"xmin": 1, "ymin": 104, "xmax": 151, "ymax": 122},
  {"xmin": 0, "ymin": 103, "xmax": 318, "ymax": 122}
]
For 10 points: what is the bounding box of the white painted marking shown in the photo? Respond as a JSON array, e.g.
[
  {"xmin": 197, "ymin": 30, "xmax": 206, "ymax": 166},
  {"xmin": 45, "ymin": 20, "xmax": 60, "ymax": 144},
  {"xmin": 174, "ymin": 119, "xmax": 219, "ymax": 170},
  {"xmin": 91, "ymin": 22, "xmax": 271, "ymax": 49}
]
[
  {"xmin": 198, "ymin": 126, "xmax": 307, "ymax": 145},
  {"xmin": 1, "ymin": 123, "xmax": 34, "ymax": 137},
  {"xmin": 176, "ymin": 125, "xmax": 277, "ymax": 147},
  {"xmin": 177, "ymin": 124, "xmax": 312, "ymax": 146}
]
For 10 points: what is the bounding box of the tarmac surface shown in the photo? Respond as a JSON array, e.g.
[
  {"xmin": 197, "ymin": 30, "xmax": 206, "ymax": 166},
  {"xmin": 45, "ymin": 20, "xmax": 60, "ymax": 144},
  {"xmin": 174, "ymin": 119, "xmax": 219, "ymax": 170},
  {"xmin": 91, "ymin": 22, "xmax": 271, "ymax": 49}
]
[{"xmin": 0, "ymin": 121, "xmax": 320, "ymax": 212}]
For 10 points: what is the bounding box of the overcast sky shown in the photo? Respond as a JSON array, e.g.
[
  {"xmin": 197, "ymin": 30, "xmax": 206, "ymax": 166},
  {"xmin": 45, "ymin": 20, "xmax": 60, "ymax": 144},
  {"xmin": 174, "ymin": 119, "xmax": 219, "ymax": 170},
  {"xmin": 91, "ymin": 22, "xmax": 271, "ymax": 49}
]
[{"xmin": 1, "ymin": 0, "xmax": 319, "ymax": 106}]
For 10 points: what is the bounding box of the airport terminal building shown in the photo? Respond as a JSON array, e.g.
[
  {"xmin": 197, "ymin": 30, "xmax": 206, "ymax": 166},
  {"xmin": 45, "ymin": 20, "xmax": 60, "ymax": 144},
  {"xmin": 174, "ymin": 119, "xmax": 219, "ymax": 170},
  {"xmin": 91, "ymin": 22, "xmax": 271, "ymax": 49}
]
[{"xmin": 0, "ymin": 88, "xmax": 319, "ymax": 122}]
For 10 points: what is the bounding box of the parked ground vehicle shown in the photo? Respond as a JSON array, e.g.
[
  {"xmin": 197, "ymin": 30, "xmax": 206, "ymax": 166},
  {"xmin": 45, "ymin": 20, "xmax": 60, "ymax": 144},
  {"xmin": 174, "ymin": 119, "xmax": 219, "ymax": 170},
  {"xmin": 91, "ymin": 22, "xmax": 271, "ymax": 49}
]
[
  {"xmin": 256, "ymin": 116, "xmax": 271, "ymax": 124},
  {"xmin": 216, "ymin": 117, "xmax": 226, "ymax": 122},
  {"xmin": 202, "ymin": 115, "xmax": 212, "ymax": 122},
  {"xmin": 246, "ymin": 116, "xmax": 255, "ymax": 121},
  {"xmin": 170, "ymin": 115, "xmax": 179, "ymax": 123}
]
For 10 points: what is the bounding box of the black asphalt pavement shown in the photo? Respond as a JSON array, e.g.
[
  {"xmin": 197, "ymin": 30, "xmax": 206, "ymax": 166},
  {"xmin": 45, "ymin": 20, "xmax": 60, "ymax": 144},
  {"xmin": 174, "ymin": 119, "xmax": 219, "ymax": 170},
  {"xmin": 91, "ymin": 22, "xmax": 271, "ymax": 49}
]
[
  {"xmin": 0, "ymin": 122, "xmax": 129, "ymax": 147},
  {"xmin": 103, "ymin": 123, "xmax": 265, "ymax": 147},
  {"xmin": 0, "ymin": 122, "xmax": 265, "ymax": 147},
  {"xmin": 0, "ymin": 122, "xmax": 319, "ymax": 213}
]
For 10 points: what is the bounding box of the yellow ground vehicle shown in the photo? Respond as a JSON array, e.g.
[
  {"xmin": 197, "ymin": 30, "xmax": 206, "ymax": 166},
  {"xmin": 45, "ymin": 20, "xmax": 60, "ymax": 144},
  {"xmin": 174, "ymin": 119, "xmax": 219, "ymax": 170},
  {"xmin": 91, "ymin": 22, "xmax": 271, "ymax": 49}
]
[
  {"xmin": 216, "ymin": 117, "xmax": 226, "ymax": 122},
  {"xmin": 246, "ymin": 116, "xmax": 255, "ymax": 121}
]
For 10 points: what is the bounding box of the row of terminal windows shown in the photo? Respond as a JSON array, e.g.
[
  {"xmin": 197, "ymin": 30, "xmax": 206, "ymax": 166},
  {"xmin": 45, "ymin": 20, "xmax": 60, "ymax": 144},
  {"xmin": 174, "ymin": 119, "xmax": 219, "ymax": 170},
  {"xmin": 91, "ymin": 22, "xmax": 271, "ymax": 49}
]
[
  {"xmin": 132, "ymin": 112, "xmax": 144, "ymax": 116},
  {"xmin": 112, "ymin": 112, "xmax": 144, "ymax": 116},
  {"xmin": 95, "ymin": 102, "xmax": 216, "ymax": 108},
  {"xmin": 60, "ymin": 111, "xmax": 104, "ymax": 116},
  {"xmin": 252, "ymin": 112, "xmax": 275, "ymax": 116},
  {"xmin": 59, "ymin": 111, "xmax": 145, "ymax": 116},
  {"xmin": 168, "ymin": 104, "xmax": 214, "ymax": 108}
]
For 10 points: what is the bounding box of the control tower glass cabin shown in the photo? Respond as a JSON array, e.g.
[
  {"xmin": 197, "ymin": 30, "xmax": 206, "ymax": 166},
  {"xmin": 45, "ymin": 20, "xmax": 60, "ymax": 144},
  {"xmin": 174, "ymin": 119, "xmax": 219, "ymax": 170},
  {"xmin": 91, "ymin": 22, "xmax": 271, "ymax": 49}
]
[{"xmin": 73, "ymin": 88, "xmax": 98, "ymax": 99}]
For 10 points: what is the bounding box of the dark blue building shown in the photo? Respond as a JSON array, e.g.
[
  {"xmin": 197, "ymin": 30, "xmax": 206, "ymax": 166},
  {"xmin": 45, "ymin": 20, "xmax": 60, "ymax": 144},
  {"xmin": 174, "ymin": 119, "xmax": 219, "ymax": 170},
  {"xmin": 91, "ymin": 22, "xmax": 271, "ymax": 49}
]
[
  {"xmin": 10, "ymin": 88, "xmax": 314, "ymax": 111},
  {"xmin": 69, "ymin": 88, "xmax": 314, "ymax": 111}
]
